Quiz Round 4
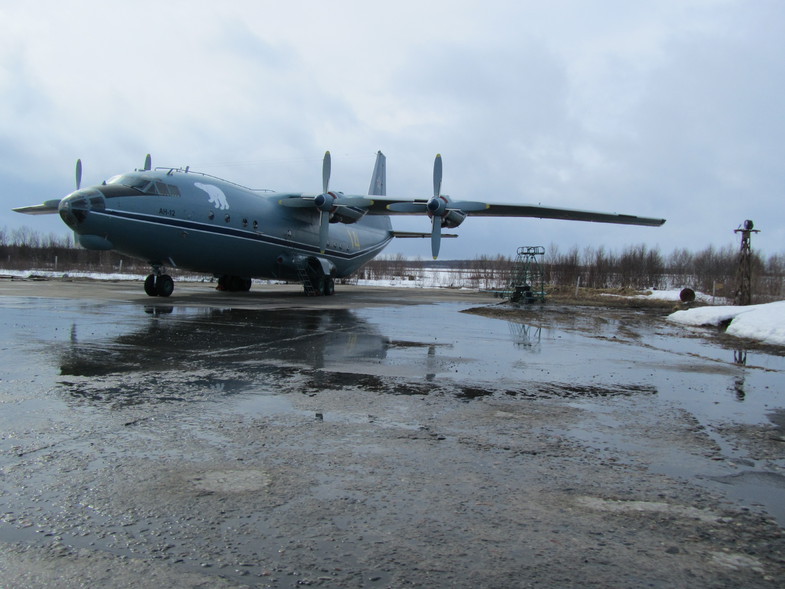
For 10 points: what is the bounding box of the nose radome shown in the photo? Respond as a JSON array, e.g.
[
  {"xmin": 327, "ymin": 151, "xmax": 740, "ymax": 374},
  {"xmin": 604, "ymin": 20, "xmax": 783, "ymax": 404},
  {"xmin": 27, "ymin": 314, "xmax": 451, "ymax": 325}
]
[{"xmin": 58, "ymin": 188, "xmax": 105, "ymax": 228}]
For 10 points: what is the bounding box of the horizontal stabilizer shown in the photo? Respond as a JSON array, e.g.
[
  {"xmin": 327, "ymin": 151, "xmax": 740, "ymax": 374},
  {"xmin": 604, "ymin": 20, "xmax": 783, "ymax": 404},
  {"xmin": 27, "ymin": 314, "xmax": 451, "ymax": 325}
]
[{"xmin": 391, "ymin": 231, "xmax": 458, "ymax": 239}]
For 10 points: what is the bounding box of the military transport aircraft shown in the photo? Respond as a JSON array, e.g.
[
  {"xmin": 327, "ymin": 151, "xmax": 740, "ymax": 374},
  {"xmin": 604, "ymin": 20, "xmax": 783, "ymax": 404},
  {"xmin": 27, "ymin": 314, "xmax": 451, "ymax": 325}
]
[{"xmin": 14, "ymin": 151, "xmax": 665, "ymax": 297}]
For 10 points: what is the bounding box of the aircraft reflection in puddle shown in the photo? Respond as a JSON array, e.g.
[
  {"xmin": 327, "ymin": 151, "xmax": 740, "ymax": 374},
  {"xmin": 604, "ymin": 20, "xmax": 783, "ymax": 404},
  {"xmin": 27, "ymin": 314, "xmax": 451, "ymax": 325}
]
[
  {"xmin": 53, "ymin": 304, "xmax": 658, "ymax": 408},
  {"xmin": 58, "ymin": 306, "xmax": 390, "ymax": 378},
  {"xmin": 55, "ymin": 306, "xmax": 401, "ymax": 408}
]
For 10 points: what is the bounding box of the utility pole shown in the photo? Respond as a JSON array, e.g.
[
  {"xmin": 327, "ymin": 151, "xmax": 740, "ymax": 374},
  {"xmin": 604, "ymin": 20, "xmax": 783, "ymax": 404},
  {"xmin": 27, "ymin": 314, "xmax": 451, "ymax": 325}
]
[{"xmin": 734, "ymin": 219, "xmax": 759, "ymax": 306}]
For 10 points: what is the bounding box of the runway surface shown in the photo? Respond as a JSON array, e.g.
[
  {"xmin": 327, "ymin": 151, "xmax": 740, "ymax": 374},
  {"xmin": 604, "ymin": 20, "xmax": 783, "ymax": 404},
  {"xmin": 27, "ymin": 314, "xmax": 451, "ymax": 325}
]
[{"xmin": 1, "ymin": 277, "xmax": 784, "ymax": 587}]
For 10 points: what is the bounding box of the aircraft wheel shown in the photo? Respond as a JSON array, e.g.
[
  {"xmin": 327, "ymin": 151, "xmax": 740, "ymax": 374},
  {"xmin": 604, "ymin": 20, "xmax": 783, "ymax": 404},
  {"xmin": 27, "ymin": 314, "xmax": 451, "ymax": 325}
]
[
  {"xmin": 144, "ymin": 275, "xmax": 157, "ymax": 297},
  {"xmin": 313, "ymin": 275, "xmax": 325, "ymax": 295},
  {"xmin": 323, "ymin": 277, "xmax": 335, "ymax": 296},
  {"xmin": 156, "ymin": 274, "xmax": 175, "ymax": 297},
  {"xmin": 227, "ymin": 276, "xmax": 252, "ymax": 292},
  {"xmin": 303, "ymin": 274, "xmax": 323, "ymax": 296}
]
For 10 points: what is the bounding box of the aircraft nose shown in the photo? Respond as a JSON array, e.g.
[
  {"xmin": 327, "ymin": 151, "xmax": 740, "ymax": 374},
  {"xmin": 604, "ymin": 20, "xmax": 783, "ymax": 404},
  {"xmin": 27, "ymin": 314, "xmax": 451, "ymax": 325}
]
[{"xmin": 59, "ymin": 188, "xmax": 105, "ymax": 228}]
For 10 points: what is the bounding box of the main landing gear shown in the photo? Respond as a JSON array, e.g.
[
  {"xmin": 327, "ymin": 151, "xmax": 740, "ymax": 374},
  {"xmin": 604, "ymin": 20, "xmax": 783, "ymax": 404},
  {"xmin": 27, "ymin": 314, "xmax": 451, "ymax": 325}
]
[
  {"xmin": 303, "ymin": 275, "xmax": 335, "ymax": 296},
  {"xmin": 144, "ymin": 272, "xmax": 174, "ymax": 297},
  {"xmin": 216, "ymin": 275, "xmax": 253, "ymax": 292},
  {"xmin": 300, "ymin": 258, "xmax": 335, "ymax": 296}
]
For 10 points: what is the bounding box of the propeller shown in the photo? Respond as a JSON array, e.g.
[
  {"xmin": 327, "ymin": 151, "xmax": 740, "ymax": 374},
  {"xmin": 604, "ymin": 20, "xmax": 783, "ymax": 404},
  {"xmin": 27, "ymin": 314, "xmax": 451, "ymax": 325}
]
[
  {"xmin": 431, "ymin": 214, "xmax": 442, "ymax": 260},
  {"xmin": 322, "ymin": 150, "xmax": 330, "ymax": 194},
  {"xmin": 388, "ymin": 154, "xmax": 488, "ymax": 259},
  {"xmin": 15, "ymin": 154, "xmax": 151, "ymax": 217},
  {"xmin": 430, "ymin": 154, "xmax": 444, "ymax": 258},
  {"xmin": 317, "ymin": 151, "xmax": 332, "ymax": 253},
  {"xmin": 278, "ymin": 151, "xmax": 373, "ymax": 253},
  {"xmin": 433, "ymin": 151, "xmax": 442, "ymax": 200}
]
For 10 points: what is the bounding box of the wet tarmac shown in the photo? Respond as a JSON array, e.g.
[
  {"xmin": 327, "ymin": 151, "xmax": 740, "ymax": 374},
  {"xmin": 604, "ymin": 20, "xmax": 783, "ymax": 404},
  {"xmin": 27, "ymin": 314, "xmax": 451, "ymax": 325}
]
[{"xmin": 1, "ymin": 278, "xmax": 784, "ymax": 587}]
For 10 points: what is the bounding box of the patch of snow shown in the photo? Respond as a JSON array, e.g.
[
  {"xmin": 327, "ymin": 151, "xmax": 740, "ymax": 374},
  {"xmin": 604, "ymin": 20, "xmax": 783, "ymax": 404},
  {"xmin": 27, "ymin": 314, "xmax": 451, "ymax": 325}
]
[
  {"xmin": 600, "ymin": 289, "xmax": 720, "ymax": 303},
  {"xmin": 634, "ymin": 289, "xmax": 717, "ymax": 303},
  {"xmin": 668, "ymin": 300, "xmax": 785, "ymax": 347},
  {"xmin": 1, "ymin": 269, "xmax": 149, "ymax": 281}
]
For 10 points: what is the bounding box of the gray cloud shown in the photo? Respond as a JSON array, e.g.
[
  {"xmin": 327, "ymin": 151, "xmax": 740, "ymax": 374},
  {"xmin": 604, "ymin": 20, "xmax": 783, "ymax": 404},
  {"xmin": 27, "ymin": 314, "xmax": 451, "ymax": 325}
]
[{"xmin": 1, "ymin": 0, "xmax": 783, "ymax": 259}]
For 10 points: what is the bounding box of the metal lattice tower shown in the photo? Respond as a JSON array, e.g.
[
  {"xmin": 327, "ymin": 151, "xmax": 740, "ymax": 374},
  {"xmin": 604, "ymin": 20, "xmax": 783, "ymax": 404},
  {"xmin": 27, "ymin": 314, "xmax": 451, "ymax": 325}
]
[
  {"xmin": 508, "ymin": 246, "xmax": 546, "ymax": 303},
  {"xmin": 734, "ymin": 219, "xmax": 759, "ymax": 306}
]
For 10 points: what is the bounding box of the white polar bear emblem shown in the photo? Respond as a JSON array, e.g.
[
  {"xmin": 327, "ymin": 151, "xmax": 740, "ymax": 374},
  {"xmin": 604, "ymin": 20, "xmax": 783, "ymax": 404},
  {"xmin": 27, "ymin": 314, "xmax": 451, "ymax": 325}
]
[{"xmin": 194, "ymin": 182, "xmax": 229, "ymax": 210}]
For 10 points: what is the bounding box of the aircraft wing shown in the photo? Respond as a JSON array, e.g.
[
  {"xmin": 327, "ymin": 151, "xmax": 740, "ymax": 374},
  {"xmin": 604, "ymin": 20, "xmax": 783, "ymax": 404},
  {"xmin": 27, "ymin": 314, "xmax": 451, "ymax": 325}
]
[
  {"xmin": 455, "ymin": 202, "xmax": 666, "ymax": 227},
  {"xmin": 361, "ymin": 197, "xmax": 666, "ymax": 227}
]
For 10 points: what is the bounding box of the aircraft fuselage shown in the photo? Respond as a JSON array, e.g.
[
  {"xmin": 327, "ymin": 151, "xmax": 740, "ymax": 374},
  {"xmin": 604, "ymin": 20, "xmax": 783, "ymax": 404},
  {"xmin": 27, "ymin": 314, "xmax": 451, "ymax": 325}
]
[
  {"xmin": 58, "ymin": 168, "xmax": 393, "ymax": 284},
  {"xmin": 16, "ymin": 150, "xmax": 665, "ymax": 297}
]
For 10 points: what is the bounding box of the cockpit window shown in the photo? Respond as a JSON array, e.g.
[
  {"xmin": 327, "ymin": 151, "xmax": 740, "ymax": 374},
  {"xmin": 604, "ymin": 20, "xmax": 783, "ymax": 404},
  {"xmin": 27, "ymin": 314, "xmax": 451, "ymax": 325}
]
[
  {"xmin": 107, "ymin": 174, "xmax": 149, "ymax": 190},
  {"xmin": 106, "ymin": 174, "xmax": 180, "ymax": 196}
]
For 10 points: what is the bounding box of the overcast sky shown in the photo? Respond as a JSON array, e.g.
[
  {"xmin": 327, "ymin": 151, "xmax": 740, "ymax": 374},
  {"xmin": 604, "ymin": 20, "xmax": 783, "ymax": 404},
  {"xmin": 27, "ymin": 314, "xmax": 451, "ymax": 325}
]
[{"xmin": 1, "ymin": 0, "xmax": 782, "ymax": 260}]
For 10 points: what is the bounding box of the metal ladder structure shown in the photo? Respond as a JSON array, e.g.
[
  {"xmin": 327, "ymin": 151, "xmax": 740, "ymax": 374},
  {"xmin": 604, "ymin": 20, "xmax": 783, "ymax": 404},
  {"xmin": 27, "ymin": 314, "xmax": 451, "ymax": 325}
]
[
  {"xmin": 296, "ymin": 265, "xmax": 319, "ymax": 296},
  {"xmin": 507, "ymin": 246, "xmax": 546, "ymax": 303}
]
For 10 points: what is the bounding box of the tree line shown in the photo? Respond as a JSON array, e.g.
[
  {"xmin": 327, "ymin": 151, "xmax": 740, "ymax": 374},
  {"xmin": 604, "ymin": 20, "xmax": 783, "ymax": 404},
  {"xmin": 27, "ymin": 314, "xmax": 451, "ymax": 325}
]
[
  {"xmin": 0, "ymin": 227, "xmax": 151, "ymax": 274},
  {"xmin": 2, "ymin": 227, "xmax": 783, "ymax": 301},
  {"xmin": 358, "ymin": 244, "xmax": 784, "ymax": 301},
  {"xmin": 542, "ymin": 243, "xmax": 785, "ymax": 300}
]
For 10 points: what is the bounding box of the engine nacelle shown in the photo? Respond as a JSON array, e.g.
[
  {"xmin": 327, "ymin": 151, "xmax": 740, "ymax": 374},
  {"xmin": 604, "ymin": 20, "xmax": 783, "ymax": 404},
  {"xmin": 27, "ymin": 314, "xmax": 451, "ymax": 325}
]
[
  {"xmin": 331, "ymin": 206, "xmax": 368, "ymax": 224},
  {"xmin": 440, "ymin": 208, "xmax": 467, "ymax": 229},
  {"xmin": 427, "ymin": 194, "xmax": 468, "ymax": 229}
]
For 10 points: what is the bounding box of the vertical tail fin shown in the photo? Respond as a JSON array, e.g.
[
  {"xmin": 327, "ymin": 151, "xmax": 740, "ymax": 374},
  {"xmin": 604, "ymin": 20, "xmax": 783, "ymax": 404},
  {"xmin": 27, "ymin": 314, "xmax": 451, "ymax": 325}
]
[{"xmin": 368, "ymin": 151, "xmax": 386, "ymax": 196}]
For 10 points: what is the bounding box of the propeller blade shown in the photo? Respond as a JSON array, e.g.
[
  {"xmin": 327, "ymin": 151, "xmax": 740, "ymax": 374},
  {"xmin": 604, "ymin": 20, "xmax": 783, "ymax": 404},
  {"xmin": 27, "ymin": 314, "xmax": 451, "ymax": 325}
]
[
  {"xmin": 12, "ymin": 200, "xmax": 61, "ymax": 215},
  {"xmin": 433, "ymin": 153, "xmax": 442, "ymax": 198},
  {"xmin": 431, "ymin": 215, "xmax": 442, "ymax": 259},
  {"xmin": 143, "ymin": 153, "xmax": 152, "ymax": 171},
  {"xmin": 322, "ymin": 151, "xmax": 331, "ymax": 194},
  {"xmin": 387, "ymin": 202, "xmax": 428, "ymax": 213},
  {"xmin": 75, "ymin": 159, "xmax": 82, "ymax": 190},
  {"xmin": 319, "ymin": 211, "xmax": 330, "ymax": 253}
]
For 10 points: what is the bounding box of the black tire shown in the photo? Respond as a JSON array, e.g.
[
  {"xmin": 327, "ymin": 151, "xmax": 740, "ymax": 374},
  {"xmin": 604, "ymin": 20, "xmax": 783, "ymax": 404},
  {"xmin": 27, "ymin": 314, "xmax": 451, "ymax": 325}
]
[
  {"xmin": 157, "ymin": 274, "xmax": 174, "ymax": 297},
  {"xmin": 311, "ymin": 275, "xmax": 325, "ymax": 296},
  {"xmin": 226, "ymin": 276, "xmax": 252, "ymax": 292},
  {"xmin": 323, "ymin": 277, "xmax": 335, "ymax": 296},
  {"xmin": 144, "ymin": 275, "xmax": 157, "ymax": 297}
]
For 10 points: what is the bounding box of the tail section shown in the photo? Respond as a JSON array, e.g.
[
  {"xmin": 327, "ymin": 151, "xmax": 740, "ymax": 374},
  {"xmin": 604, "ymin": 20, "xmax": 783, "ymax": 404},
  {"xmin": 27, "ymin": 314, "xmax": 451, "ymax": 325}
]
[{"xmin": 368, "ymin": 151, "xmax": 386, "ymax": 196}]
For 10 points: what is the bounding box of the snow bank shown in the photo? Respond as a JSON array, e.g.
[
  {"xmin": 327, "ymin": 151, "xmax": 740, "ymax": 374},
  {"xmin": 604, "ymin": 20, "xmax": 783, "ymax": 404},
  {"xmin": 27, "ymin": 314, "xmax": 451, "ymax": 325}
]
[
  {"xmin": 1, "ymin": 269, "xmax": 150, "ymax": 281},
  {"xmin": 634, "ymin": 289, "xmax": 717, "ymax": 303},
  {"xmin": 668, "ymin": 300, "xmax": 785, "ymax": 346}
]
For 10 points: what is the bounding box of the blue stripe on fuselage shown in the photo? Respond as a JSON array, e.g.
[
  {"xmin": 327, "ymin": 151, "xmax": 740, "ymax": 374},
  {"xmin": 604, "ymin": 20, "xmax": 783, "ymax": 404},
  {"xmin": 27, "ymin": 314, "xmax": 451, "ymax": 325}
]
[{"xmin": 97, "ymin": 209, "xmax": 393, "ymax": 260}]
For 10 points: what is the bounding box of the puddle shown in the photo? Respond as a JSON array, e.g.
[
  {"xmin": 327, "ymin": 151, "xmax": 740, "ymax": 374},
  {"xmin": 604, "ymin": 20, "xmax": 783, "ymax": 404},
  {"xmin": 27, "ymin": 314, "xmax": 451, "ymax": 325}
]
[{"xmin": 1, "ymin": 295, "xmax": 784, "ymax": 530}]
